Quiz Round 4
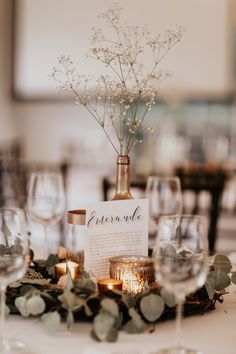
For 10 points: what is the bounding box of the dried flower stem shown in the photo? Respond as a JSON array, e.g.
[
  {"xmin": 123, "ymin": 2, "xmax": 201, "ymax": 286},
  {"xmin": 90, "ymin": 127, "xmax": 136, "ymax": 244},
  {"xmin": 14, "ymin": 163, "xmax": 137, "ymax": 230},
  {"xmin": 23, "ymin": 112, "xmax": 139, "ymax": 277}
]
[{"xmin": 52, "ymin": 3, "xmax": 185, "ymax": 156}]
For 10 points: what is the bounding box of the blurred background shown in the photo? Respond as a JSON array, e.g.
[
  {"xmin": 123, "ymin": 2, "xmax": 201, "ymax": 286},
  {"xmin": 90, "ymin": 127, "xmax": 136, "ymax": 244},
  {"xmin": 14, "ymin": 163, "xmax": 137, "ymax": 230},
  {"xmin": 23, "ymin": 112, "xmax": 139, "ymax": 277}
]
[{"xmin": 1, "ymin": 0, "xmax": 236, "ymax": 254}]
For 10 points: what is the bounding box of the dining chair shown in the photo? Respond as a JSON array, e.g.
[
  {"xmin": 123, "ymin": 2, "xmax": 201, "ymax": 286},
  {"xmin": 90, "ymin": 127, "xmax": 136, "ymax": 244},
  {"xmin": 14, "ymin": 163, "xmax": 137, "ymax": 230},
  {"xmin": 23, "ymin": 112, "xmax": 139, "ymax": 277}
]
[{"xmin": 102, "ymin": 164, "xmax": 228, "ymax": 252}]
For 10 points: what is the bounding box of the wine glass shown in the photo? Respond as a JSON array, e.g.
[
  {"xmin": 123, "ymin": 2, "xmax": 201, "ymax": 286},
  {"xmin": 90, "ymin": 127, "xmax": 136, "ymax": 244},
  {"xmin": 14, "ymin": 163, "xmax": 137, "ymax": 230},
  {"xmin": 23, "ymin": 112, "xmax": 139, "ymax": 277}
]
[
  {"xmin": 145, "ymin": 176, "xmax": 182, "ymax": 246},
  {"xmin": 153, "ymin": 214, "xmax": 209, "ymax": 354},
  {"xmin": 27, "ymin": 171, "xmax": 65, "ymax": 257},
  {"xmin": 0, "ymin": 207, "xmax": 29, "ymax": 351}
]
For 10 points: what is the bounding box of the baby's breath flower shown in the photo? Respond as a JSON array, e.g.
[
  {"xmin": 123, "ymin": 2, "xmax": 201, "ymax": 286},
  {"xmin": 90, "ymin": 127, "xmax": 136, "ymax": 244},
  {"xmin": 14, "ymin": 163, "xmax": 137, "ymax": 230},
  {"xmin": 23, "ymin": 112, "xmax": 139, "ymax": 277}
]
[{"xmin": 52, "ymin": 3, "xmax": 184, "ymax": 155}]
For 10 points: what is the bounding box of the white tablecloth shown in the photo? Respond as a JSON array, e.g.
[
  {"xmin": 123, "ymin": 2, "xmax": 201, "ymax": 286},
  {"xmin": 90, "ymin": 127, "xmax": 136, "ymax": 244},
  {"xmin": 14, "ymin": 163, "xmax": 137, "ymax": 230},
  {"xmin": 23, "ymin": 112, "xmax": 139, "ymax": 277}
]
[{"xmin": 5, "ymin": 289, "xmax": 236, "ymax": 354}]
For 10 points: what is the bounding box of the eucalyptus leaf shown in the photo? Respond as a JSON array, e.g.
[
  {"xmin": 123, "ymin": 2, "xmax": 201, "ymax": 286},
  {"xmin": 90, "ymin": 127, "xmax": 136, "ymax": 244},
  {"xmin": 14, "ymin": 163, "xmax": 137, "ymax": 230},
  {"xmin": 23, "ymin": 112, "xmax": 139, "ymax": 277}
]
[
  {"xmin": 205, "ymin": 277, "xmax": 215, "ymax": 300},
  {"xmin": 122, "ymin": 293, "xmax": 136, "ymax": 309},
  {"xmin": 213, "ymin": 255, "xmax": 232, "ymax": 274},
  {"xmin": 20, "ymin": 285, "xmax": 37, "ymax": 296},
  {"xmin": 163, "ymin": 244, "xmax": 177, "ymax": 257},
  {"xmin": 231, "ymin": 272, "xmax": 236, "ymax": 285},
  {"xmin": 46, "ymin": 254, "xmax": 60, "ymax": 268},
  {"xmin": 15, "ymin": 297, "xmax": 30, "ymax": 317},
  {"xmin": 208, "ymin": 270, "xmax": 230, "ymax": 291},
  {"xmin": 160, "ymin": 288, "xmax": 177, "ymax": 307},
  {"xmin": 42, "ymin": 311, "xmax": 61, "ymax": 334},
  {"xmin": 66, "ymin": 273, "xmax": 73, "ymax": 290},
  {"xmin": 93, "ymin": 311, "xmax": 115, "ymax": 341},
  {"xmin": 140, "ymin": 294, "xmax": 164, "ymax": 322},
  {"xmin": 101, "ymin": 298, "xmax": 119, "ymax": 318},
  {"xmin": 124, "ymin": 308, "xmax": 147, "ymax": 334},
  {"xmin": 58, "ymin": 289, "xmax": 84, "ymax": 311},
  {"xmin": 106, "ymin": 328, "xmax": 118, "ymax": 342},
  {"xmin": 47, "ymin": 266, "xmax": 55, "ymax": 278},
  {"xmin": 27, "ymin": 296, "xmax": 46, "ymax": 315},
  {"xmin": 83, "ymin": 302, "xmax": 93, "ymax": 317},
  {"xmin": 75, "ymin": 279, "xmax": 96, "ymax": 293}
]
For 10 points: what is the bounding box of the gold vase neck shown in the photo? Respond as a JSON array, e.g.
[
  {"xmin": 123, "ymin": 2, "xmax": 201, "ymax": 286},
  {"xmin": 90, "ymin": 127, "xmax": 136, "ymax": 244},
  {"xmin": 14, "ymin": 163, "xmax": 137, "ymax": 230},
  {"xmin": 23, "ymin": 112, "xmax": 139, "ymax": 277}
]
[
  {"xmin": 112, "ymin": 155, "xmax": 133, "ymax": 200},
  {"xmin": 117, "ymin": 155, "xmax": 130, "ymax": 164}
]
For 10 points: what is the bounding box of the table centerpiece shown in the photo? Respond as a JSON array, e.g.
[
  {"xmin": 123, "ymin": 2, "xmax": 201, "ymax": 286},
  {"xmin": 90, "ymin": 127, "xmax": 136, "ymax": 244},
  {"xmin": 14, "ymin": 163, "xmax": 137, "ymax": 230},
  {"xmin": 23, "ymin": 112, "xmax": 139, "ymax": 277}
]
[{"xmin": 52, "ymin": 2, "xmax": 185, "ymax": 200}]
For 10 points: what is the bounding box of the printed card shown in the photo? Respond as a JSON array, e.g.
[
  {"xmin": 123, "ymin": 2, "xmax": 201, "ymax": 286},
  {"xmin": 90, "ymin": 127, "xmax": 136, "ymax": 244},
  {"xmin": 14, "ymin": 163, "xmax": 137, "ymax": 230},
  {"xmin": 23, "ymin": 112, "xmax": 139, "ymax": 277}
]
[{"xmin": 84, "ymin": 199, "xmax": 148, "ymax": 279}]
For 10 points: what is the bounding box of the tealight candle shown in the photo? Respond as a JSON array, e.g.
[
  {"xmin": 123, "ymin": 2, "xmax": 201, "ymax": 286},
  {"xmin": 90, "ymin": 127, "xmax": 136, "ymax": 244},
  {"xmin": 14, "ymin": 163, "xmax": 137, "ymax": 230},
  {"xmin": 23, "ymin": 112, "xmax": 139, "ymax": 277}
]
[
  {"xmin": 109, "ymin": 256, "xmax": 154, "ymax": 294},
  {"xmin": 97, "ymin": 278, "xmax": 123, "ymax": 295},
  {"xmin": 55, "ymin": 261, "xmax": 79, "ymax": 281}
]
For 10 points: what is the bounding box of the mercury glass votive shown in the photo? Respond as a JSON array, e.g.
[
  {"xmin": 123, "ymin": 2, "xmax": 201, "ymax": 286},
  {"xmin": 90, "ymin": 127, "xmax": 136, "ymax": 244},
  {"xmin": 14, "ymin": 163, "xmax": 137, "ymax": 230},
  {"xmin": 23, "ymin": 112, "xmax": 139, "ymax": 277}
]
[{"xmin": 109, "ymin": 256, "xmax": 154, "ymax": 294}]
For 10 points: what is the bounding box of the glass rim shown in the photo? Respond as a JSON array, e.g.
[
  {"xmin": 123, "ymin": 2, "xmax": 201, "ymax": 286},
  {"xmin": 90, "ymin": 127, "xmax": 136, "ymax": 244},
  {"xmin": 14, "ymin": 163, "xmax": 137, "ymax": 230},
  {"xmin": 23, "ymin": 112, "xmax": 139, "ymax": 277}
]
[
  {"xmin": 158, "ymin": 214, "xmax": 207, "ymax": 222},
  {"xmin": 109, "ymin": 255, "xmax": 153, "ymax": 266},
  {"xmin": 147, "ymin": 175, "xmax": 181, "ymax": 182},
  {"xmin": 0, "ymin": 207, "xmax": 25, "ymax": 214}
]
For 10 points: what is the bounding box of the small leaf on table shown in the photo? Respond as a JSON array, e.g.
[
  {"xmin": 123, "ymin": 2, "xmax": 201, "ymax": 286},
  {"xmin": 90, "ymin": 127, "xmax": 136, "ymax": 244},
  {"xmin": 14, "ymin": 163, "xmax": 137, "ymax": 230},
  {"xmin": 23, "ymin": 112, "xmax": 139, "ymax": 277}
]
[
  {"xmin": 205, "ymin": 277, "xmax": 216, "ymax": 300},
  {"xmin": 27, "ymin": 295, "xmax": 46, "ymax": 315},
  {"xmin": 15, "ymin": 297, "xmax": 30, "ymax": 317},
  {"xmin": 160, "ymin": 288, "xmax": 177, "ymax": 307},
  {"xmin": 58, "ymin": 289, "xmax": 84, "ymax": 311},
  {"xmin": 208, "ymin": 270, "xmax": 230, "ymax": 291},
  {"xmin": 140, "ymin": 293, "xmax": 164, "ymax": 322},
  {"xmin": 213, "ymin": 255, "xmax": 232, "ymax": 274},
  {"xmin": 46, "ymin": 254, "xmax": 60, "ymax": 268},
  {"xmin": 93, "ymin": 310, "xmax": 115, "ymax": 341},
  {"xmin": 42, "ymin": 311, "xmax": 61, "ymax": 334},
  {"xmin": 124, "ymin": 308, "xmax": 147, "ymax": 334},
  {"xmin": 231, "ymin": 272, "xmax": 236, "ymax": 285},
  {"xmin": 101, "ymin": 298, "xmax": 119, "ymax": 318}
]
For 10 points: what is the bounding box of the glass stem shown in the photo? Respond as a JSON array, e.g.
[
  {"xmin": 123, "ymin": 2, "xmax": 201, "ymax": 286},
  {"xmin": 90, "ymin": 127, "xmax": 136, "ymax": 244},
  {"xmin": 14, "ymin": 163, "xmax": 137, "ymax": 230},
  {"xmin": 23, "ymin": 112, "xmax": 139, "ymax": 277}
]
[
  {"xmin": 44, "ymin": 225, "xmax": 49, "ymax": 256},
  {"xmin": 176, "ymin": 300, "xmax": 183, "ymax": 350},
  {"xmin": 0, "ymin": 285, "xmax": 6, "ymax": 343}
]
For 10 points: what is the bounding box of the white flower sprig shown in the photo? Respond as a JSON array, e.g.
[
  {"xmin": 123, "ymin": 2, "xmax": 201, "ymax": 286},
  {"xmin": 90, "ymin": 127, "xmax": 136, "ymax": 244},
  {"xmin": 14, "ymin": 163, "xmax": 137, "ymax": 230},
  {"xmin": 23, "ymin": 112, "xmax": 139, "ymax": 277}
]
[{"xmin": 52, "ymin": 2, "xmax": 185, "ymax": 155}]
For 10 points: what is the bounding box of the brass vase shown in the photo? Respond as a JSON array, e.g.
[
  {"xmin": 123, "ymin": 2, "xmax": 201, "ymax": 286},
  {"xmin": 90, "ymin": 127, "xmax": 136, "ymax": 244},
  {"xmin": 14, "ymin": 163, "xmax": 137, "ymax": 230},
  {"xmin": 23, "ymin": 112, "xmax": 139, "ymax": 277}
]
[{"xmin": 112, "ymin": 155, "xmax": 133, "ymax": 200}]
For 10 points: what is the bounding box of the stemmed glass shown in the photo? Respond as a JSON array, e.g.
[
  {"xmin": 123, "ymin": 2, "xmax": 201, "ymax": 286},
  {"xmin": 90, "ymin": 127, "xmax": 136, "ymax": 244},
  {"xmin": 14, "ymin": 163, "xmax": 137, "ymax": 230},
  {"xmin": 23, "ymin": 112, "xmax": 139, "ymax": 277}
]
[
  {"xmin": 27, "ymin": 171, "xmax": 65, "ymax": 257},
  {"xmin": 153, "ymin": 215, "xmax": 209, "ymax": 354},
  {"xmin": 145, "ymin": 176, "xmax": 182, "ymax": 245},
  {"xmin": 0, "ymin": 208, "xmax": 29, "ymax": 351}
]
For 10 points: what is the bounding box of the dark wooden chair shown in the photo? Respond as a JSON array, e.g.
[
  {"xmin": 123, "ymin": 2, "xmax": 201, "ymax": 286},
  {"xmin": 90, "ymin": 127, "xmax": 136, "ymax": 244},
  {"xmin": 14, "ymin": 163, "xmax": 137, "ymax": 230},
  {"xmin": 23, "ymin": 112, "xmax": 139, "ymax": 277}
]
[
  {"xmin": 102, "ymin": 164, "xmax": 228, "ymax": 252},
  {"xmin": 175, "ymin": 165, "xmax": 227, "ymax": 252}
]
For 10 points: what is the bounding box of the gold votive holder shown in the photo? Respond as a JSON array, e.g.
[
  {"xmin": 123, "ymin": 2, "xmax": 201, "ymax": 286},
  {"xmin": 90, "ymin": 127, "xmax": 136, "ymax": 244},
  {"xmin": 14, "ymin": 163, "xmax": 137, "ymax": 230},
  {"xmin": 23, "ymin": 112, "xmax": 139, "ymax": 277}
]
[
  {"xmin": 109, "ymin": 256, "xmax": 154, "ymax": 294},
  {"xmin": 97, "ymin": 278, "xmax": 123, "ymax": 295},
  {"xmin": 55, "ymin": 261, "xmax": 80, "ymax": 281}
]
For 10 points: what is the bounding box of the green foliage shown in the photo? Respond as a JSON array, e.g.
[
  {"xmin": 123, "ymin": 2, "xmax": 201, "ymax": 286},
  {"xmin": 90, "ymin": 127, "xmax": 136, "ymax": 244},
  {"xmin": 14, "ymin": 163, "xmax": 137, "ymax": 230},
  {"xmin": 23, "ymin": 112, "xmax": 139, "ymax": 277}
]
[
  {"xmin": 213, "ymin": 255, "xmax": 232, "ymax": 274},
  {"xmin": 140, "ymin": 294, "xmax": 164, "ymax": 322},
  {"xmin": 101, "ymin": 298, "xmax": 119, "ymax": 318},
  {"xmin": 160, "ymin": 288, "xmax": 177, "ymax": 307},
  {"xmin": 231, "ymin": 272, "xmax": 236, "ymax": 285},
  {"xmin": 124, "ymin": 308, "xmax": 147, "ymax": 334},
  {"xmin": 5, "ymin": 253, "xmax": 236, "ymax": 343},
  {"xmin": 93, "ymin": 310, "xmax": 117, "ymax": 341},
  {"xmin": 15, "ymin": 295, "xmax": 45, "ymax": 316},
  {"xmin": 208, "ymin": 270, "xmax": 230, "ymax": 292},
  {"xmin": 42, "ymin": 311, "xmax": 61, "ymax": 334}
]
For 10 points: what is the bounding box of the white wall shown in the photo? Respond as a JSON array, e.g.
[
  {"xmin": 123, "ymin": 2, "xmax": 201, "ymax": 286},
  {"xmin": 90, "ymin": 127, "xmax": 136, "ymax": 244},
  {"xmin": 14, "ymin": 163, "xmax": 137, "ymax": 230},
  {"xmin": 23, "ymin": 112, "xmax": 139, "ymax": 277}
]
[
  {"xmin": 0, "ymin": 0, "xmax": 16, "ymax": 142},
  {"xmin": 0, "ymin": 0, "xmax": 234, "ymax": 165},
  {"xmin": 15, "ymin": 0, "xmax": 230, "ymax": 98},
  {"xmin": 14, "ymin": 102, "xmax": 116, "ymax": 165}
]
